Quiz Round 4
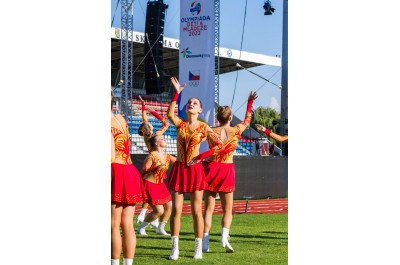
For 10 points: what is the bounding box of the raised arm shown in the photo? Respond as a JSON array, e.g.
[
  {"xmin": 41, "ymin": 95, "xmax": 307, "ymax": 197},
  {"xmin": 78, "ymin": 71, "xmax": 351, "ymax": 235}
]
[
  {"xmin": 140, "ymin": 95, "xmax": 169, "ymax": 135},
  {"xmin": 237, "ymin": 91, "xmax": 258, "ymax": 133},
  {"xmin": 255, "ymin": 124, "xmax": 288, "ymax": 143},
  {"xmin": 151, "ymin": 110, "xmax": 170, "ymax": 135},
  {"xmin": 167, "ymin": 77, "xmax": 186, "ymax": 126},
  {"xmin": 139, "ymin": 96, "xmax": 148, "ymax": 122}
]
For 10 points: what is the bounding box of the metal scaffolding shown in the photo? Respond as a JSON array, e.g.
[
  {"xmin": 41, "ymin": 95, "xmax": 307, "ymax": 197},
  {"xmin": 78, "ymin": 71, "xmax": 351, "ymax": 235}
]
[
  {"xmin": 120, "ymin": 0, "xmax": 134, "ymax": 118},
  {"xmin": 214, "ymin": 0, "xmax": 220, "ymax": 123}
]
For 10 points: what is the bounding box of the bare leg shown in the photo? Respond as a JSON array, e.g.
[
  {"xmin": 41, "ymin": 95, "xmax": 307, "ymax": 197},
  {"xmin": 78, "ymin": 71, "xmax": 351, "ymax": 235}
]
[
  {"xmin": 190, "ymin": 190, "xmax": 204, "ymax": 238},
  {"xmin": 220, "ymin": 192, "xmax": 234, "ymax": 252},
  {"xmin": 111, "ymin": 203, "xmax": 123, "ymax": 259},
  {"xmin": 170, "ymin": 191, "xmax": 184, "ymax": 236},
  {"xmin": 220, "ymin": 192, "xmax": 233, "ymax": 229},
  {"xmin": 144, "ymin": 204, "xmax": 164, "ymax": 223},
  {"xmin": 160, "ymin": 201, "xmax": 172, "ymax": 222},
  {"xmin": 121, "ymin": 204, "xmax": 136, "ymax": 258},
  {"xmin": 203, "ymin": 190, "xmax": 216, "ymax": 234}
]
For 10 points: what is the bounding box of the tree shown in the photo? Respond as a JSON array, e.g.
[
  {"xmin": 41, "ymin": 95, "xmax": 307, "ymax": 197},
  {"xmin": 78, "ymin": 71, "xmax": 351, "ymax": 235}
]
[{"xmin": 251, "ymin": 107, "xmax": 281, "ymax": 144}]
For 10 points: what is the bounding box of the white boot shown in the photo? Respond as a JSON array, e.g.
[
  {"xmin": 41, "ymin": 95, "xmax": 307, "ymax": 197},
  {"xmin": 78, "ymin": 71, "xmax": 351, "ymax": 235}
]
[
  {"xmin": 221, "ymin": 227, "xmax": 234, "ymax": 253},
  {"xmin": 123, "ymin": 258, "xmax": 133, "ymax": 265},
  {"xmin": 169, "ymin": 236, "xmax": 179, "ymax": 260},
  {"xmin": 156, "ymin": 221, "xmax": 171, "ymax": 236},
  {"xmin": 136, "ymin": 208, "xmax": 147, "ymax": 223},
  {"xmin": 193, "ymin": 238, "xmax": 203, "ymax": 259},
  {"xmin": 150, "ymin": 218, "xmax": 159, "ymax": 229},
  {"xmin": 202, "ymin": 233, "xmax": 210, "ymax": 252},
  {"xmin": 137, "ymin": 221, "xmax": 149, "ymax": 235}
]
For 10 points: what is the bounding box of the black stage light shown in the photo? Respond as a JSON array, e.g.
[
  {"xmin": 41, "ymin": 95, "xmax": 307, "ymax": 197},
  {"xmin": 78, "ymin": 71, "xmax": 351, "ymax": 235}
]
[{"xmin": 263, "ymin": 0, "xmax": 275, "ymax": 15}]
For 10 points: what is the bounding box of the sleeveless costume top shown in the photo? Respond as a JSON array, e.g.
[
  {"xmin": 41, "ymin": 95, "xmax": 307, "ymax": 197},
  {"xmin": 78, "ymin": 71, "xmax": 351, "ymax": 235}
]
[{"xmin": 142, "ymin": 153, "xmax": 172, "ymax": 184}]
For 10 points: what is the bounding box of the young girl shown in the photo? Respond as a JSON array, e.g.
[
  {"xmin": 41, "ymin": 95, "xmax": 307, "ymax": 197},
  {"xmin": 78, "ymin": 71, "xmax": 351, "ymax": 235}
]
[
  {"xmin": 136, "ymin": 96, "xmax": 170, "ymax": 230},
  {"xmin": 255, "ymin": 123, "xmax": 288, "ymax": 142},
  {"xmin": 136, "ymin": 134, "xmax": 176, "ymax": 236},
  {"xmin": 111, "ymin": 89, "xmax": 147, "ymax": 265},
  {"xmin": 166, "ymin": 77, "xmax": 224, "ymax": 260},
  {"xmin": 202, "ymin": 91, "xmax": 258, "ymax": 253}
]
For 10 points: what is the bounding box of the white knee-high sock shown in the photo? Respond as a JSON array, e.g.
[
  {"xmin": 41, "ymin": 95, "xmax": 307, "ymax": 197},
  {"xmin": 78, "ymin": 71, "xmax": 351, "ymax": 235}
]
[
  {"xmin": 222, "ymin": 227, "xmax": 230, "ymax": 238},
  {"xmin": 111, "ymin": 259, "xmax": 119, "ymax": 265},
  {"xmin": 139, "ymin": 208, "xmax": 147, "ymax": 217},
  {"xmin": 123, "ymin": 258, "xmax": 133, "ymax": 265}
]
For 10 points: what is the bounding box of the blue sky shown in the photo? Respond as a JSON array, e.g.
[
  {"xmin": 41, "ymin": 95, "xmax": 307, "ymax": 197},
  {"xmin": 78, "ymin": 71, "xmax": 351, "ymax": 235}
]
[{"xmin": 111, "ymin": 0, "xmax": 284, "ymax": 119}]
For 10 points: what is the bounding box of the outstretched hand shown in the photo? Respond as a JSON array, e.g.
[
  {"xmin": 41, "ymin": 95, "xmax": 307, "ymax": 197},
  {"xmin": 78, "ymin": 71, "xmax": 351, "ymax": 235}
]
[
  {"xmin": 248, "ymin": 91, "xmax": 258, "ymax": 101},
  {"xmin": 171, "ymin": 77, "xmax": 186, "ymax": 94},
  {"xmin": 255, "ymin": 124, "xmax": 265, "ymax": 132},
  {"xmin": 139, "ymin": 95, "xmax": 145, "ymax": 104}
]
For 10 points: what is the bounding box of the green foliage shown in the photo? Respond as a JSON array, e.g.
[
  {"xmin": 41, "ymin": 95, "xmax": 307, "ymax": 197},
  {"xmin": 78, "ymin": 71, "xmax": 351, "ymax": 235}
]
[
  {"xmin": 123, "ymin": 211, "xmax": 288, "ymax": 265},
  {"xmin": 251, "ymin": 107, "xmax": 280, "ymax": 144}
]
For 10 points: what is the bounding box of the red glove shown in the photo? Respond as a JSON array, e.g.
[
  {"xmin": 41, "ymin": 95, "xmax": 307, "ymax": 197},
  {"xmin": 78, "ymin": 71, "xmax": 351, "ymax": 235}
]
[
  {"xmin": 150, "ymin": 110, "xmax": 163, "ymax": 120},
  {"xmin": 264, "ymin": 128, "xmax": 271, "ymax": 136},
  {"xmin": 193, "ymin": 149, "xmax": 214, "ymax": 162},
  {"xmin": 172, "ymin": 92, "xmax": 179, "ymax": 102},
  {"xmin": 246, "ymin": 99, "xmax": 254, "ymax": 113}
]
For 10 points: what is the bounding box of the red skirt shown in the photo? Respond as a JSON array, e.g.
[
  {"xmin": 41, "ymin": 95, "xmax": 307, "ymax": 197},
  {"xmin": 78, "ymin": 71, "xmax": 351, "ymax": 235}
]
[
  {"xmin": 144, "ymin": 180, "xmax": 172, "ymax": 205},
  {"xmin": 111, "ymin": 163, "xmax": 147, "ymax": 205},
  {"xmin": 204, "ymin": 162, "xmax": 235, "ymax": 192},
  {"xmin": 167, "ymin": 162, "xmax": 208, "ymax": 192}
]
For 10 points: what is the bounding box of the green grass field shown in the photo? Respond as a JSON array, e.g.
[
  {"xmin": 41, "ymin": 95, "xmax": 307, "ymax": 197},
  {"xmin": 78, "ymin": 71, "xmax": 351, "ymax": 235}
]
[{"xmin": 121, "ymin": 213, "xmax": 288, "ymax": 264}]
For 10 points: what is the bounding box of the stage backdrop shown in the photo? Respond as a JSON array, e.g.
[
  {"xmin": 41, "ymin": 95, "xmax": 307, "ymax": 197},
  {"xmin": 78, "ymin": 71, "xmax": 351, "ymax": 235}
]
[{"xmin": 178, "ymin": 0, "xmax": 215, "ymax": 127}]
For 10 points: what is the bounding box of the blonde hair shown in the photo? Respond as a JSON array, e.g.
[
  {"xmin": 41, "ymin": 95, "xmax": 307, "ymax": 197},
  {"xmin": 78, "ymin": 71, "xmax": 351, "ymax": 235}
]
[
  {"xmin": 216, "ymin": 105, "xmax": 232, "ymax": 125},
  {"xmin": 138, "ymin": 122, "xmax": 152, "ymax": 137}
]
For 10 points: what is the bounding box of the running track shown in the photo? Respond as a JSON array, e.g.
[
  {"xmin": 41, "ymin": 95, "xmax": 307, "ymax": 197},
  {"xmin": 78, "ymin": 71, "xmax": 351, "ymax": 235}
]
[{"xmin": 135, "ymin": 199, "xmax": 288, "ymax": 215}]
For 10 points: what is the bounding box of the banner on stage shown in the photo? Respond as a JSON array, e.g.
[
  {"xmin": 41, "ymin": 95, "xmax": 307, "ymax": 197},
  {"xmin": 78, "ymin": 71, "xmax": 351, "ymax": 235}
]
[{"xmin": 178, "ymin": 0, "xmax": 215, "ymax": 127}]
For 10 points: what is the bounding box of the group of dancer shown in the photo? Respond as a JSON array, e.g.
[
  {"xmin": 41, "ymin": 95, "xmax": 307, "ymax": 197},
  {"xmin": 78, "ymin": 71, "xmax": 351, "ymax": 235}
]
[{"xmin": 111, "ymin": 76, "xmax": 281, "ymax": 264}]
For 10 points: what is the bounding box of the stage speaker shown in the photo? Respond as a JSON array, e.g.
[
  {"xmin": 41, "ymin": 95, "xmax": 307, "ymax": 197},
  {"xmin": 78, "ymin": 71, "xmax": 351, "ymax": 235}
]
[{"xmin": 144, "ymin": 0, "xmax": 168, "ymax": 94}]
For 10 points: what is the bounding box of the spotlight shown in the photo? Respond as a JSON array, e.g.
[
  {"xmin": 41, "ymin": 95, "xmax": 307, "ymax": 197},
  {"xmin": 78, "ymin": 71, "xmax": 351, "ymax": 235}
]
[{"xmin": 263, "ymin": 0, "xmax": 275, "ymax": 15}]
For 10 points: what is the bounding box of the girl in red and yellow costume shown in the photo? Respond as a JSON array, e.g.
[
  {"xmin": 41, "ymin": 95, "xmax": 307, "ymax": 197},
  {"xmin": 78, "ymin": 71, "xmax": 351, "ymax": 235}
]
[
  {"xmin": 255, "ymin": 123, "xmax": 288, "ymax": 143},
  {"xmin": 167, "ymin": 77, "xmax": 224, "ymax": 260},
  {"xmin": 111, "ymin": 90, "xmax": 147, "ymax": 265},
  {"xmin": 136, "ymin": 134, "xmax": 176, "ymax": 236},
  {"xmin": 202, "ymin": 91, "xmax": 258, "ymax": 254},
  {"xmin": 255, "ymin": 123, "xmax": 288, "ymax": 155},
  {"xmin": 136, "ymin": 96, "xmax": 170, "ymax": 230}
]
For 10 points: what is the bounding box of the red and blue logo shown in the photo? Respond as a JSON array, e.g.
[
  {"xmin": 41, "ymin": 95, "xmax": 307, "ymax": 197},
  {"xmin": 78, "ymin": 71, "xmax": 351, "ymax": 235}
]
[
  {"xmin": 190, "ymin": 1, "xmax": 201, "ymax": 15},
  {"xmin": 189, "ymin": 71, "xmax": 200, "ymax": 80},
  {"xmin": 189, "ymin": 71, "xmax": 200, "ymax": 87}
]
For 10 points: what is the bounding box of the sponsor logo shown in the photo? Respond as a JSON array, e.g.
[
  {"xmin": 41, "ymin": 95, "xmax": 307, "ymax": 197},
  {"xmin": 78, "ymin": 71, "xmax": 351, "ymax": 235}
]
[
  {"xmin": 180, "ymin": 47, "xmax": 211, "ymax": 59},
  {"xmin": 189, "ymin": 71, "xmax": 200, "ymax": 87},
  {"xmin": 180, "ymin": 47, "xmax": 192, "ymax": 58},
  {"xmin": 190, "ymin": 1, "xmax": 201, "ymax": 15}
]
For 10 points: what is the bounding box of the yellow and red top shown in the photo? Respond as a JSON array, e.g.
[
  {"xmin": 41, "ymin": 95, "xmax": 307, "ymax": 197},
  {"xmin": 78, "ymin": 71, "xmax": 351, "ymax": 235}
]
[
  {"xmin": 111, "ymin": 119, "xmax": 132, "ymax": 165},
  {"xmin": 208, "ymin": 98, "xmax": 253, "ymax": 163},
  {"xmin": 142, "ymin": 153, "xmax": 172, "ymax": 184},
  {"xmin": 167, "ymin": 92, "xmax": 224, "ymax": 163}
]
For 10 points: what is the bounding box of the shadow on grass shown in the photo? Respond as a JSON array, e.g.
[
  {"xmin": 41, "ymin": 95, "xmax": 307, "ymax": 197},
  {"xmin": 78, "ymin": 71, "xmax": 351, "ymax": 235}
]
[
  {"xmin": 228, "ymin": 232, "xmax": 288, "ymax": 240},
  {"xmin": 262, "ymin": 231, "xmax": 287, "ymax": 234}
]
